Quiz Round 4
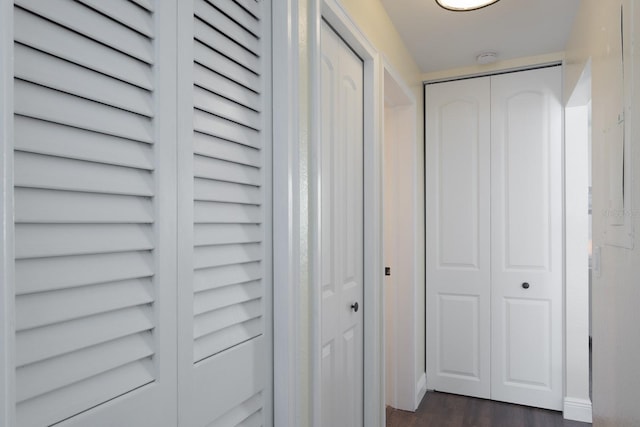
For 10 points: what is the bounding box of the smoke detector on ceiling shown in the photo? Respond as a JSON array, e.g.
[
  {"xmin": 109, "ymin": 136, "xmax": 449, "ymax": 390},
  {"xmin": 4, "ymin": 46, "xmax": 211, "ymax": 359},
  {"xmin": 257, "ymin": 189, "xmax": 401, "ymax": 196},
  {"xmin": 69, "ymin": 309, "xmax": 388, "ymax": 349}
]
[{"xmin": 476, "ymin": 52, "xmax": 498, "ymax": 65}]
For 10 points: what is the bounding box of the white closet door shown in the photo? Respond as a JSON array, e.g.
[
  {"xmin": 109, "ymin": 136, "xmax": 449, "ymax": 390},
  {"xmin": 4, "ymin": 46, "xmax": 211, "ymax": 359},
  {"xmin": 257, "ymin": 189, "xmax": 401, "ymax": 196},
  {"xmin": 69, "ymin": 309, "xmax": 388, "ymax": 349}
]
[
  {"xmin": 320, "ymin": 21, "xmax": 365, "ymax": 427},
  {"xmin": 12, "ymin": 1, "xmax": 177, "ymax": 426},
  {"xmin": 490, "ymin": 67, "xmax": 563, "ymax": 410},
  {"xmin": 425, "ymin": 77, "xmax": 492, "ymax": 398},
  {"xmin": 177, "ymin": 0, "xmax": 273, "ymax": 425}
]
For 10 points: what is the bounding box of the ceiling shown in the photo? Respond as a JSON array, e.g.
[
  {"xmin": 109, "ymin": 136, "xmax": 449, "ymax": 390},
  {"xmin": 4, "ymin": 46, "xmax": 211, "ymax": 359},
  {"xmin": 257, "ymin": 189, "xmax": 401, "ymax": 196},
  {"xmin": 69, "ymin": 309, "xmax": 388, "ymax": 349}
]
[{"xmin": 380, "ymin": 0, "xmax": 581, "ymax": 74}]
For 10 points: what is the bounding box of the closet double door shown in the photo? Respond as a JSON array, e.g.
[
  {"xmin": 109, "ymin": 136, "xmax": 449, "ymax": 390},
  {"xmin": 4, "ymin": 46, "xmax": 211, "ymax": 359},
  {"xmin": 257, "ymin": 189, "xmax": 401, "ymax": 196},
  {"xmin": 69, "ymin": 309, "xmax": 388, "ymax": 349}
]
[
  {"xmin": 425, "ymin": 67, "xmax": 563, "ymax": 410},
  {"xmin": 9, "ymin": 1, "xmax": 272, "ymax": 426}
]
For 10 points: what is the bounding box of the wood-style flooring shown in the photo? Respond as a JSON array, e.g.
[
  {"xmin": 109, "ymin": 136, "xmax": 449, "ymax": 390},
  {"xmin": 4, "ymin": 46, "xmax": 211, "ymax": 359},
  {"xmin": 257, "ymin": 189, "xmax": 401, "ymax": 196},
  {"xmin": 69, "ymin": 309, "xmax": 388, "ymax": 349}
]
[{"xmin": 386, "ymin": 391, "xmax": 592, "ymax": 427}]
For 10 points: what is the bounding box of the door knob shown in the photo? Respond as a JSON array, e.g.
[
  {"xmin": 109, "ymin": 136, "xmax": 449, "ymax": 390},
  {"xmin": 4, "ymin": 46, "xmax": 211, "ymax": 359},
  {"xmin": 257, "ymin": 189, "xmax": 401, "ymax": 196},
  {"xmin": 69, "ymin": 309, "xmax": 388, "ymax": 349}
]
[
  {"xmin": 522, "ymin": 282, "xmax": 530, "ymax": 289},
  {"xmin": 351, "ymin": 302, "xmax": 359, "ymax": 312}
]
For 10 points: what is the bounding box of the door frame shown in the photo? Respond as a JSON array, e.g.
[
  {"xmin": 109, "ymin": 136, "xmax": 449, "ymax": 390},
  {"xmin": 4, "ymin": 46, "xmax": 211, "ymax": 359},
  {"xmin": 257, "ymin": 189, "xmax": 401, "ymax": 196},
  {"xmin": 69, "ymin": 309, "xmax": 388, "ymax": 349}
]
[
  {"xmin": 272, "ymin": 0, "xmax": 302, "ymax": 426},
  {"xmin": 0, "ymin": 1, "xmax": 14, "ymax": 425},
  {"xmin": 310, "ymin": 1, "xmax": 384, "ymax": 426},
  {"xmin": 383, "ymin": 62, "xmax": 426, "ymax": 411},
  {"xmin": 563, "ymin": 59, "xmax": 593, "ymax": 423}
]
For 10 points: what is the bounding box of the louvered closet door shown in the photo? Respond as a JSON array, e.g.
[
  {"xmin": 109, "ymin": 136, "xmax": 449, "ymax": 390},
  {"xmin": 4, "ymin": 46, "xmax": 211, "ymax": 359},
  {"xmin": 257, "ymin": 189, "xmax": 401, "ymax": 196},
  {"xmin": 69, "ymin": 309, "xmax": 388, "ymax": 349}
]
[
  {"xmin": 176, "ymin": 0, "xmax": 272, "ymax": 426},
  {"xmin": 12, "ymin": 1, "xmax": 177, "ymax": 426}
]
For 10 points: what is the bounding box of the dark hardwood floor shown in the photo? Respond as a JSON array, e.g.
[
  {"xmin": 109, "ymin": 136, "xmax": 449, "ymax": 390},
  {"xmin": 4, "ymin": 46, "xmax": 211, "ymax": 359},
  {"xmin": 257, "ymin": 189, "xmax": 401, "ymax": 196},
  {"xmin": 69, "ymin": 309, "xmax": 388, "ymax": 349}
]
[{"xmin": 386, "ymin": 391, "xmax": 592, "ymax": 427}]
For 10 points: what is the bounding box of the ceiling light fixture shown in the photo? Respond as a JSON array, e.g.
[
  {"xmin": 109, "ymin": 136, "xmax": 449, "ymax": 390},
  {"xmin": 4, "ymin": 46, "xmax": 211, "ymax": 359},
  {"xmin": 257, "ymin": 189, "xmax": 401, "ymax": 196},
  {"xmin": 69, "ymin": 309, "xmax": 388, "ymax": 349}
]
[{"xmin": 436, "ymin": 0, "xmax": 501, "ymax": 12}]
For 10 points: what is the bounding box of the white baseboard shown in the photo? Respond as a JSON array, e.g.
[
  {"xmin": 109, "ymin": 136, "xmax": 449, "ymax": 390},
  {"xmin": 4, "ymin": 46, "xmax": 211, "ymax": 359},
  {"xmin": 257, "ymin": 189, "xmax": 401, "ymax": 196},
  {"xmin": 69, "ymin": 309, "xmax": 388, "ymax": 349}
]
[
  {"xmin": 563, "ymin": 397, "xmax": 593, "ymax": 423},
  {"xmin": 415, "ymin": 373, "xmax": 427, "ymax": 410}
]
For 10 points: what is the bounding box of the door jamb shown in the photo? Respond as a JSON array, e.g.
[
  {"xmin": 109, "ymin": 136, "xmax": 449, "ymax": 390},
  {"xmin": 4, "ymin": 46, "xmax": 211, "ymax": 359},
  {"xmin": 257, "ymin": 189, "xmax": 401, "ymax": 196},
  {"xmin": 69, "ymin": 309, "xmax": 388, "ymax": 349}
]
[
  {"xmin": 272, "ymin": 0, "xmax": 301, "ymax": 426},
  {"xmin": 0, "ymin": 1, "xmax": 15, "ymax": 425},
  {"xmin": 382, "ymin": 61, "xmax": 425, "ymax": 411},
  {"xmin": 310, "ymin": 1, "xmax": 384, "ymax": 426}
]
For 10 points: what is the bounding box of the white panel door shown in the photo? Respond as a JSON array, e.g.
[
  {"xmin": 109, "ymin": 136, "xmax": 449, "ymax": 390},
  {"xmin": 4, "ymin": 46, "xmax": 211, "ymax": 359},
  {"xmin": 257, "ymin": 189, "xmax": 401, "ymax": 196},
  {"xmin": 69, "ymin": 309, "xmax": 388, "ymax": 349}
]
[
  {"xmin": 177, "ymin": 0, "xmax": 273, "ymax": 425},
  {"xmin": 320, "ymin": 20, "xmax": 364, "ymax": 427},
  {"xmin": 490, "ymin": 67, "xmax": 563, "ymax": 410},
  {"xmin": 425, "ymin": 77, "xmax": 491, "ymax": 399},
  {"xmin": 12, "ymin": 1, "xmax": 178, "ymax": 426}
]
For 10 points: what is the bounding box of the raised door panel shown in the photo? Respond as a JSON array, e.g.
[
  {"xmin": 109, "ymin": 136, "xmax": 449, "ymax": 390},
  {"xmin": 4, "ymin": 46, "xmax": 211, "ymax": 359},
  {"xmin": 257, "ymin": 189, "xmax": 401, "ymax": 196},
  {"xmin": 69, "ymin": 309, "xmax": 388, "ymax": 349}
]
[
  {"xmin": 425, "ymin": 77, "xmax": 491, "ymax": 399},
  {"xmin": 503, "ymin": 299, "xmax": 552, "ymax": 388},
  {"xmin": 437, "ymin": 295, "xmax": 480, "ymax": 379},
  {"xmin": 438, "ymin": 100, "xmax": 482, "ymax": 269},
  {"xmin": 490, "ymin": 67, "xmax": 563, "ymax": 410},
  {"xmin": 501, "ymin": 91, "xmax": 551, "ymax": 270},
  {"xmin": 12, "ymin": 1, "xmax": 177, "ymax": 426}
]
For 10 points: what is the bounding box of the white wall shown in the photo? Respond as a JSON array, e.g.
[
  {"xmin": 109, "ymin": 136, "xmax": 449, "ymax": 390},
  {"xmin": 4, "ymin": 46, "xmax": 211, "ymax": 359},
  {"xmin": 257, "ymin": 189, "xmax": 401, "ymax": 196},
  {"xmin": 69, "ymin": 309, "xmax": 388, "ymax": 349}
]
[{"xmin": 565, "ymin": 0, "xmax": 640, "ymax": 425}]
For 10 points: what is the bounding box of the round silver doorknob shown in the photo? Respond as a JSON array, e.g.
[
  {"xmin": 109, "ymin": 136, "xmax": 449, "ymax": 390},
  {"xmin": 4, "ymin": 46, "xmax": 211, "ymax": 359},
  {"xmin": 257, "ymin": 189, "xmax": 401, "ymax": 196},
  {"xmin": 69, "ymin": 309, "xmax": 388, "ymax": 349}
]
[
  {"xmin": 522, "ymin": 282, "xmax": 530, "ymax": 289},
  {"xmin": 351, "ymin": 302, "xmax": 359, "ymax": 312}
]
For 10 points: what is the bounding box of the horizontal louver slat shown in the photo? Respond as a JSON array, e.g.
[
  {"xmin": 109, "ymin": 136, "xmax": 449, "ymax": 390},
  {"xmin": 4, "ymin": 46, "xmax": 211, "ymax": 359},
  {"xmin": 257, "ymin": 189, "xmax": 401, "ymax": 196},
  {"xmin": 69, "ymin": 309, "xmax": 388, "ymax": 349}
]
[
  {"xmin": 14, "ymin": 152, "xmax": 154, "ymax": 196},
  {"xmin": 193, "ymin": 17, "xmax": 260, "ymax": 74},
  {"xmin": 193, "ymin": 85, "xmax": 260, "ymax": 130},
  {"xmin": 193, "ymin": 109, "xmax": 260, "ymax": 149},
  {"xmin": 194, "ymin": 0, "xmax": 259, "ymax": 56},
  {"xmin": 15, "ymin": 223, "xmax": 153, "ymax": 259},
  {"xmin": 15, "ymin": 251, "xmax": 154, "ymax": 295},
  {"xmin": 15, "ymin": 80, "xmax": 153, "ymax": 143},
  {"xmin": 194, "ymin": 178, "xmax": 261, "ymax": 205},
  {"xmin": 194, "ymin": 63, "xmax": 260, "ymax": 113},
  {"xmin": 16, "ymin": 278, "xmax": 153, "ymax": 330},
  {"xmin": 193, "ymin": 318, "xmax": 262, "ymax": 363},
  {"xmin": 75, "ymin": 0, "xmax": 154, "ymax": 38},
  {"xmin": 14, "ymin": 8, "xmax": 152, "ymax": 90},
  {"xmin": 206, "ymin": 392, "xmax": 263, "ymax": 427},
  {"xmin": 16, "ymin": 332, "xmax": 154, "ymax": 402},
  {"xmin": 16, "ymin": 305, "xmax": 154, "ymax": 367},
  {"xmin": 15, "ymin": 45, "xmax": 153, "ymax": 117},
  {"xmin": 240, "ymin": 410, "xmax": 263, "ymax": 427},
  {"xmin": 130, "ymin": 0, "xmax": 154, "ymax": 13},
  {"xmin": 15, "ymin": 116, "xmax": 153, "ymax": 169},
  {"xmin": 16, "ymin": 359, "xmax": 154, "ymax": 427},
  {"xmin": 206, "ymin": 0, "xmax": 261, "ymax": 37},
  {"xmin": 194, "ymin": 262, "xmax": 262, "ymax": 293},
  {"xmin": 232, "ymin": 0, "xmax": 261, "ymax": 20},
  {"xmin": 194, "ymin": 281, "xmax": 262, "ymax": 315},
  {"xmin": 194, "ymin": 41, "xmax": 260, "ymax": 93},
  {"xmin": 193, "ymin": 224, "xmax": 261, "ymax": 246},
  {"xmin": 194, "ymin": 243, "xmax": 262, "ymax": 270},
  {"xmin": 194, "ymin": 154, "xmax": 261, "ymax": 186},
  {"xmin": 193, "ymin": 299, "xmax": 262, "ymax": 339},
  {"xmin": 15, "ymin": 0, "xmax": 154, "ymax": 64},
  {"xmin": 193, "ymin": 132, "xmax": 260, "ymax": 167},
  {"xmin": 194, "ymin": 201, "xmax": 261, "ymax": 223},
  {"xmin": 15, "ymin": 188, "xmax": 154, "ymax": 224}
]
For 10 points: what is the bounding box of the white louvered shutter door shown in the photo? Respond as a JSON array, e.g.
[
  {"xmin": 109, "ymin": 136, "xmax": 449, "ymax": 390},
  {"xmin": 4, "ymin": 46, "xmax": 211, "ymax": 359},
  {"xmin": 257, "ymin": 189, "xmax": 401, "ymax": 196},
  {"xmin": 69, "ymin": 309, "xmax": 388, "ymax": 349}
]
[
  {"xmin": 177, "ymin": 0, "xmax": 273, "ymax": 425},
  {"xmin": 12, "ymin": 1, "xmax": 177, "ymax": 426}
]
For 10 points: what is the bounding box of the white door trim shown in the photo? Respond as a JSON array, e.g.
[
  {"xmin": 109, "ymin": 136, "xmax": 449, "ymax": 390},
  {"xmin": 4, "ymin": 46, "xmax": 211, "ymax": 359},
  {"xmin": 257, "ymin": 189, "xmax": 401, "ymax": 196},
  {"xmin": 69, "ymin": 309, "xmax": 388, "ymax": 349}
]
[
  {"xmin": 0, "ymin": 1, "xmax": 14, "ymax": 425},
  {"xmin": 310, "ymin": 1, "xmax": 384, "ymax": 426},
  {"xmin": 272, "ymin": 0, "xmax": 302, "ymax": 426},
  {"xmin": 563, "ymin": 59, "xmax": 593, "ymax": 423}
]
